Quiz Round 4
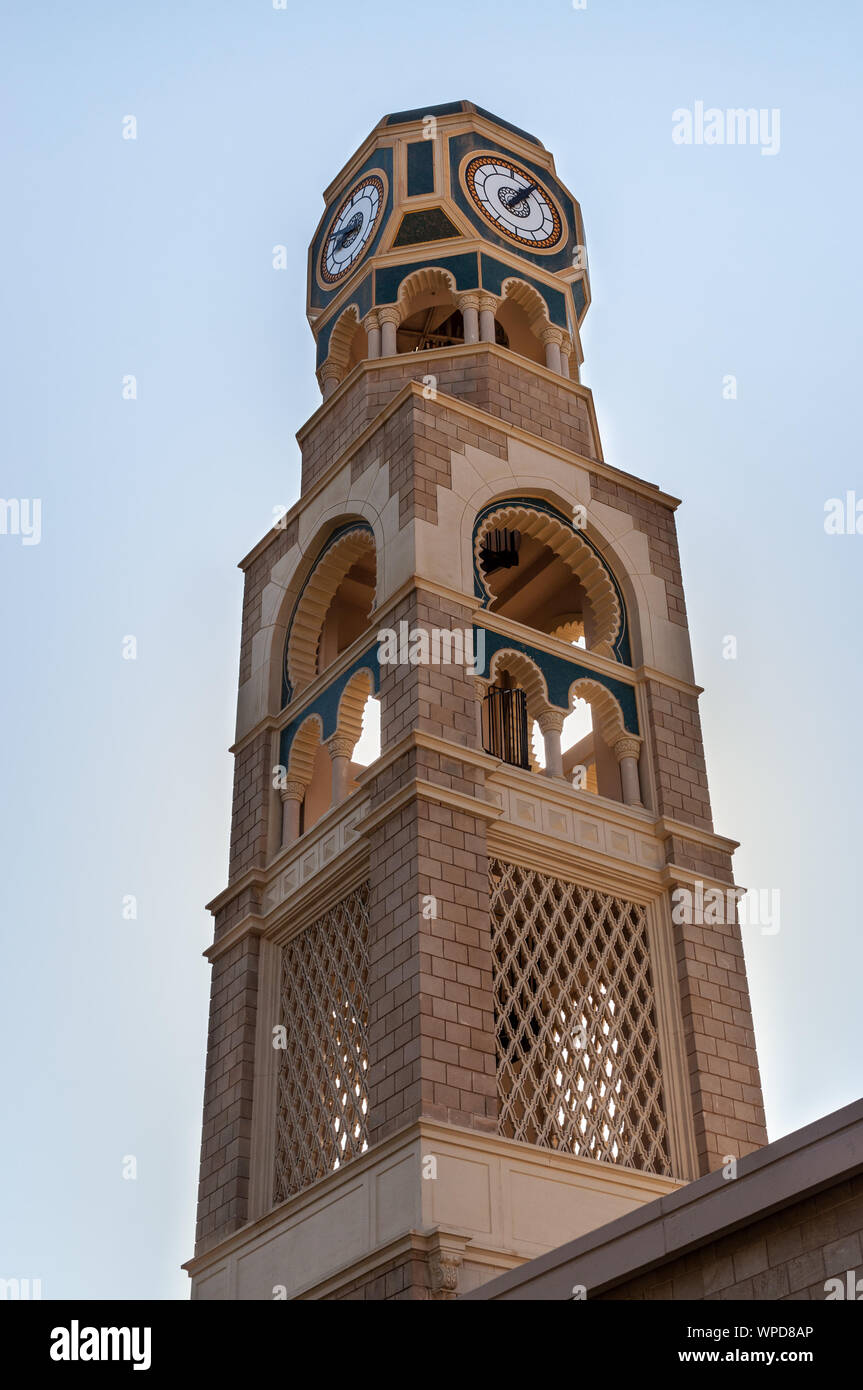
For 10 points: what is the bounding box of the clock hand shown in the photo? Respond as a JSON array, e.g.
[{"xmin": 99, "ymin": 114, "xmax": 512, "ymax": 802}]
[{"xmin": 505, "ymin": 182, "xmax": 537, "ymax": 209}]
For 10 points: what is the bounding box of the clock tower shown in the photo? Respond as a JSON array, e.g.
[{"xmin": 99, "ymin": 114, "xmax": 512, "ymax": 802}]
[{"xmin": 185, "ymin": 101, "xmax": 766, "ymax": 1301}]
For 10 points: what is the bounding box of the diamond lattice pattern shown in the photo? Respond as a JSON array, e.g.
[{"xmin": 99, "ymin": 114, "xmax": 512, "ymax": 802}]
[
  {"xmin": 273, "ymin": 884, "xmax": 371, "ymax": 1204},
  {"xmin": 490, "ymin": 860, "xmax": 671, "ymax": 1176}
]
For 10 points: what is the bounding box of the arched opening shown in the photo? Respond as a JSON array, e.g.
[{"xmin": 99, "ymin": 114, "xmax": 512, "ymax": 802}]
[
  {"xmin": 483, "ymin": 650, "xmax": 547, "ymax": 772},
  {"xmin": 351, "ymin": 693, "xmax": 381, "ymax": 768},
  {"xmin": 487, "ymin": 536, "xmax": 600, "ymax": 646},
  {"xmin": 475, "ymin": 503, "xmax": 624, "ymax": 661},
  {"xmin": 495, "ymin": 295, "xmax": 544, "ymax": 367},
  {"xmin": 327, "ymin": 305, "xmax": 367, "ymax": 380},
  {"xmin": 286, "ymin": 525, "xmax": 377, "ymax": 698},
  {"xmin": 395, "ymin": 267, "xmax": 510, "ymax": 356},
  {"xmin": 531, "ymin": 694, "xmax": 599, "ymax": 792},
  {"xmin": 301, "ymin": 741, "xmax": 332, "ymax": 834},
  {"xmin": 316, "ymin": 549, "xmax": 376, "ymax": 675}
]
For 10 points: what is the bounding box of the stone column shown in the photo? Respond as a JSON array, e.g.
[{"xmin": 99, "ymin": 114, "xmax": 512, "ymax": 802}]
[
  {"xmin": 538, "ymin": 708, "xmax": 566, "ymax": 779},
  {"xmin": 280, "ymin": 780, "xmax": 305, "ymax": 845},
  {"xmin": 364, "ymin": 311, "xmax": 381, "ymax": 361},
  {"xmin": 378, "ymin": 306, "xmax": 401, "ymax": 358},
  {"xmin": 542, "ymin": 326, "xmax": 564, "ymax": 375},
  {"xmin": 319, "ymin": 366, "xmax": 340, "ymax": 400},
  {"xmin": 474, "ymin": 679, "xmax": 488, "ymax": 751},
  {"xmin": 559, "ymin": 334, "xmax": 572, "ymax": 379},
  {"xmin": 328, "ymin": 735, "xmax": 355, "ymax": 805},
  {"xmin": 614, "ymin": 735, "xmax": 643, "ymax": 806},
  {"xmin": 478, "ymin": 294, "xmax": 498, "ymax": 343},
  {"xmin": 458, "ymin": 293, "xmax": 480, "ymax": 344}
]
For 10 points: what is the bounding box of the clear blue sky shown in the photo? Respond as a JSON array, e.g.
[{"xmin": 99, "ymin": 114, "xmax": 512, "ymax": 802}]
[{"xmin": 1, "ymin": 0, "xmax": 861, "ymax": 1299}]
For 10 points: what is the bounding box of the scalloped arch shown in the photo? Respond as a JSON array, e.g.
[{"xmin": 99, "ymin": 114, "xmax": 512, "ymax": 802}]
[
  {"xmin": 327, "ymin": 304, "xmax": 362, "ymax": 375},
  {"xmin": 475, "ymin": 503, "xmax": 621, "ymax": 660},
  {"xmin": 500, "ymin": 276, "xmax": 551, "ymax": 329},
  {"xmin": 486, "ymin": 646, "xmax": 549, "ymax": 721},
  {"xmin": 287, "ymin": 527, "xmax": 376, "ymax": 697},
  {"xmin": 568, "ymin": 677, "xmax": 627, "ymax": 746},
  {"xmin": 336, "ymin": 667, "xmax": 375, "ymax": 748},
  {"xmin": 396, "ymin": 265, "xmax": 458, "ymax": 304},
  {"xmin": 287, "ymin": 713, "xmax": 323, "ymax": 785}
]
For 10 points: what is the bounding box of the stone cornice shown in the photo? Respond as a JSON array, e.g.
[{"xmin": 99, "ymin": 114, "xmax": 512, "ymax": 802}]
[
  {"xmin": 354, "ymin": 777, "xmax": 503, "ymax": 840},
  {"xmin": 654, "ymin": 816, "xmax": 740, "ymax": 857}
]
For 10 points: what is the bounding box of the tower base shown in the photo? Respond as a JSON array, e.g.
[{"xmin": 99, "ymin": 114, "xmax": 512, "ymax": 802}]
[{"xmin": 184, "ymin": 1120, "xmax": 681, "ymax": 1300}]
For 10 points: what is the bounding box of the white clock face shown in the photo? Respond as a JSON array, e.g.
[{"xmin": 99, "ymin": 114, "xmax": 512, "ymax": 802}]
[
  {"xmin": 320, "ymin": 175, "xmax": 385, "ymax": 285},
  {"xmin": 463, "ymin": 154, "xmax": 563, "ymax": 249}
]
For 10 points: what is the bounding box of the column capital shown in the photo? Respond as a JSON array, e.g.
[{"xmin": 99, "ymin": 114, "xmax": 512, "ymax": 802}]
[
  {"xmin": 457, "ymin": 292, "xmax": 480, "ymax": 312},
  {"xmin": 318, "ymin": 364, "xmax": 341, "ymax": 398},
  {"xmin": 478, "ymin": 293, "xmax": 498, "ymax": 314},
  {"xmin": 613, "ymin": 735, "xmax": 642, "ymax": 763},
  {"xmin": 377, "ymin": 304, "xmax": 401, "ymax": 327},
  {"xmin": 363, "ymin": 310, "xmax": 380, "ymax": 331},
  {"xmin": 541, "ymin": 325, "xmax": 565, "ymax": 347},
  {"xmin": 474, "ymin": 678, "xmax": 489, "ymax": 700},
  {"xmin": 280, "ymin": 780, "xmax": 306, "ymax": 802},
  {"xmin": 537, "ymin": 708, "xmax": 566, "ymax": 735},
  {"xmin": 327, "ymin": 735, "xmax": 355, "ymax": 759}
]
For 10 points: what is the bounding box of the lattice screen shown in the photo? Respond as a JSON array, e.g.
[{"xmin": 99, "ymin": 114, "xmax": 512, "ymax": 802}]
[
  {"xmin": 490, "ymin": 860, "xmax": 671, "ymax": 1176},
  {"xmin": 273, "ymin": 884, "xmax": 371, "ymax": 1204}
]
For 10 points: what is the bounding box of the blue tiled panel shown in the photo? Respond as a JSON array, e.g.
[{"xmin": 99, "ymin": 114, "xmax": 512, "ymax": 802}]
[
  {"xmin": 480, "ymin": 254, "xmax": 568, "ymax": 329},
  {"xmin": 407, "ymin": 140, "xmax": 435, "ymax": 197},
  {"xmin": 279, "ymin": 645, "xmax": 382, "ymax": 768},
  {"xmin": 477, "ymin": 627, "xmax": 639, "ymax": 735},
  {"xmin": 374, "ymin": 251, "xmax": 479, "ymax": 304},
  {"xmin": 315, "ymin": 273, "xmax": 373, "ymax": 368}
]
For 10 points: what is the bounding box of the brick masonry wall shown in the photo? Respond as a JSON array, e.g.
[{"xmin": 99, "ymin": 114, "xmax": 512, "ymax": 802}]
[
  {"xmin": 589, "ymin": 471, "xmax": 687, "ymax": 629},
  {"xmin": 366, "ymin": 588, "xmax": 497, "ymax": 1141},
  {"xmin": 645, "ymin": 679, "xmax": 713, "ymax": 831},
  {"xmin": 300, "ymin": 346, "xmax": 597, "ymax": 493},
  {"xmin": 599, "ymin": 1172, "xmax": 863, "ymax": 1300},
  {"xmin": 673, "ymin": 894, "xmax": 767, "ymax": 1174},
  {"xmin": 227, "ymin": 730, "xmax": 273, "ymax": 882},
  {"xmin": 238, "ymin": 517, "xmax": 297, "ymax": 686},
  {"xmin": 329, "ymin": 1251, "xmax": 431, "ymax": 1301},
  {"xmin": 194, "ymin": 934, "xmax": 259, "ymax": 1255}
]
